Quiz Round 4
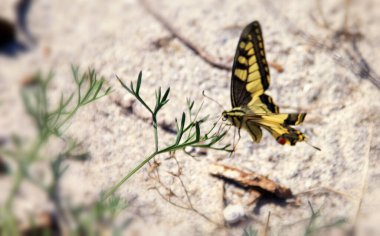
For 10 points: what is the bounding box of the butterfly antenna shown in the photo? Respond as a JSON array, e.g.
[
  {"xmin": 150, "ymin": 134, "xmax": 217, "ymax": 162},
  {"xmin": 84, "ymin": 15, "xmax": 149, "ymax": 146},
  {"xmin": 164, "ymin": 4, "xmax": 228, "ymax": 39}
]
[
  {"xmin": 306, "ymin": 140, "xmax": 321, "ymax": 151},
  {"xmin": 216, "ymin": 119, "xmax": 231, "ymax": 134},
  {"xmin": 202, "ymin": 91, "xmax": 224, "ymax": 110},
  {"xmin": 208, "ymin": 114, "xmax": 223, "ymax": 122}
]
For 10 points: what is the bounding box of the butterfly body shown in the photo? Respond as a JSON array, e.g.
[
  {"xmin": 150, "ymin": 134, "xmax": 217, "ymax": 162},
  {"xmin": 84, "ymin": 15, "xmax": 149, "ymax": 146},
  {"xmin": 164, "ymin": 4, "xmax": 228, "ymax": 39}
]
[{"xmin": 224, "ymin": 21, "xmax": 309, "ymax": 146}]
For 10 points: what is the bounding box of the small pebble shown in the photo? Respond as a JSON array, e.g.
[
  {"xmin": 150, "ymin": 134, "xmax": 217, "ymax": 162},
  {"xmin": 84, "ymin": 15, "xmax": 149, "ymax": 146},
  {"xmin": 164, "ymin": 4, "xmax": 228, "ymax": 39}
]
[{"xmin": 223, "ymin": 204, "xmax": 245, "ymax": 224}]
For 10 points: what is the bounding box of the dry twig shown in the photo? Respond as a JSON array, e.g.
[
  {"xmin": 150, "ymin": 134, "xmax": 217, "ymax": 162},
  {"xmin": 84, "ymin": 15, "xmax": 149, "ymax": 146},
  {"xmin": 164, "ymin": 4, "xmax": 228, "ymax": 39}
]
[
  {"xmin": 140, "ymin": 0, "xmax": 230, "ymax": 71},
  {"xmin": 263, "ymin": 211, "xmax": 271, "ymax": 236},
  {"xmin": 148, "ymin": 153, "xmax": 221, "ymax": 225},
  {"xmin": 209, "ymin": 163, "xmax": 293, "ymax": 199},
  {"xmin": 296, "ymin": 186, "xmax": 355, "ymax": 201},
  {"xmin": 140, "ymin": 0, "xmax": 285, "ymax": 74}
]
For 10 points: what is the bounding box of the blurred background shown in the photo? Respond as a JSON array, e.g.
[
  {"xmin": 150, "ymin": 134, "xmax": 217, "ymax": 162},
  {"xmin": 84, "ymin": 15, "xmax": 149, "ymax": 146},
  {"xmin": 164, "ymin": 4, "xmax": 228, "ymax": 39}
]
[{"xmin": 1, "ymin": 0, "xmax": 380, "ymax": 235}]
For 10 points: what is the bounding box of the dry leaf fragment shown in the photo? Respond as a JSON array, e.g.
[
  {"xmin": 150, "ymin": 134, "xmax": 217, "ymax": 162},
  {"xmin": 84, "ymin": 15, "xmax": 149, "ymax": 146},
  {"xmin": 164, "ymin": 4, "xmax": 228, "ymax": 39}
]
[
  {"xmin": 209, "ymin": 163, "xmax": 293, "ymax": 199},
  {"xmin": 268, "ymin": 61, "xmax": 285, "ymax": 73}
]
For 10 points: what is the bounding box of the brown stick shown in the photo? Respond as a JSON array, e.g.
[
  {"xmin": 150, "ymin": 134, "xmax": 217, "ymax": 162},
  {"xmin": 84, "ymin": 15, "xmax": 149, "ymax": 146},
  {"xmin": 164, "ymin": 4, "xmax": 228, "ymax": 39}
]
[
  {"xmin": 140, "ymin": 0, "xmax": 231, "ymax": 71},
  {"xmin": 209, "ymin": 163, "xmax": 293, "ymax": 199},
  {"xmin": 140, "ymin": 0, "xmax": 285, "ymax": 74}
]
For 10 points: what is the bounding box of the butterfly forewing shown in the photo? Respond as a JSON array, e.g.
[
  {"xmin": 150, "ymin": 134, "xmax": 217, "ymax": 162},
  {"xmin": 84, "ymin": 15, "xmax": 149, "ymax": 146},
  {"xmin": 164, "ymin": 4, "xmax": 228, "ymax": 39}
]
[{"xmin": 231, "ymin": 21, "xmax": 271, "ymax": 108}]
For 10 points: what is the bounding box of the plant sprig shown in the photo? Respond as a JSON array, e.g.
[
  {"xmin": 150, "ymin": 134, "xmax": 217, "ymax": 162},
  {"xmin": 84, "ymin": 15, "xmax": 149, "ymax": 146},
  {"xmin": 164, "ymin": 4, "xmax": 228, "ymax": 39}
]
[
  {"xmin": 0, "ymin": 66, "xmax": 133, "ymax": 235},
  {"xmin": 304, "ymin": 201, "xmax": 347, "ymax": 236},
  {"xmin": 117, "ymin": 72, "xmax": 169, "ymax": 152},
  {"xmin": 106, "ymin": 72, "xmax": 230, "ymax": 198},
  {"xmin": 22, "ymin": 66, "xmax": 111, "ymax": 140},
  {"xmin": 1, "ymin": 66, "xmax": 112, "ymax": 214}
]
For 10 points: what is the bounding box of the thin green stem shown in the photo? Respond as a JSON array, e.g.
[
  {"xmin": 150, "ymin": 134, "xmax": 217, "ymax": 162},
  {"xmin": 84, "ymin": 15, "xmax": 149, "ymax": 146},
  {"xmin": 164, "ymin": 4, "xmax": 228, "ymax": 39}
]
[
  {"xmin": 186, "ymin": 100, "xmax": 203, "ymax": 139},
  {"xmin": 5, "ymin": 135, "xmax": 46, "ymax": 210},
  {"xmin": 104, "ymin": 152, "xmax": 157, "ymax": 199},
  {"xmin": 109, "ymin": 73, "xmax": 231, "ymax": 199},
  {"xmin": 153, "ymin": 122, "xmax": 159, "ymax": 152}
]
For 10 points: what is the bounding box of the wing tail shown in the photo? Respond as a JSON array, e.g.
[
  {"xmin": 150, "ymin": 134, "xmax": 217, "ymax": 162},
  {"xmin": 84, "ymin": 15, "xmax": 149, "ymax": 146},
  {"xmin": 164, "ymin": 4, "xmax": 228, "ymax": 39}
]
[{"xmin": 248, "ymin": 113, "xmax": 307, "ymax": 146}]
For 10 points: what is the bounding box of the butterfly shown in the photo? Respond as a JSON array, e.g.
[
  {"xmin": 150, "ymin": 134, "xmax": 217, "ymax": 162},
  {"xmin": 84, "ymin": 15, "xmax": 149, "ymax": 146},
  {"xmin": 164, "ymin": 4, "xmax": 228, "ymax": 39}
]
[{"xmin": 222, "ymin": 21, "xmax": 317, "ymax": 149}]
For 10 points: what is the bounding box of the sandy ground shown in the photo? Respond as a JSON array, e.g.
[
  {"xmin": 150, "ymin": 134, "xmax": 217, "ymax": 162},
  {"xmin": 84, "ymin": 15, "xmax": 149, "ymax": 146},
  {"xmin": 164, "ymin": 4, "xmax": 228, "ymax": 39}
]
[{"xmin": 1, "ymin": 0, "xmax": 380, "ymax": 235}]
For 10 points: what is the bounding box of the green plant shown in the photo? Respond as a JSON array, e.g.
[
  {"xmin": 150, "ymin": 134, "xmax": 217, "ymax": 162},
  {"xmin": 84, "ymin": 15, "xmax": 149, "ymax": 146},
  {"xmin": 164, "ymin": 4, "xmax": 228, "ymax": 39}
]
[
  {"xmin": 242, "ymin": 225, "xmax": 258, "ymax": 236},
  {"xmin": 72, "ymin": 193, "xmax": 130, "ymax": 235},
  {"xmin": 105, "ymin": 72, "xmax": 231, "ymax": 198},
  {"xmin": 0, "ymin": 66, "xmax": 111, "ymax": 235},
  {"xmin": 304, "ymin": 201, "xmax": 346, "ymax": 236}
]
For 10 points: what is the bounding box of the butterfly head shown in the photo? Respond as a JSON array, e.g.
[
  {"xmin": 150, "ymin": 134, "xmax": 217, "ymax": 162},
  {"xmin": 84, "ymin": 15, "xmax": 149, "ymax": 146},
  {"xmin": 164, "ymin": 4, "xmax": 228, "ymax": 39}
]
[
  {"xmin": 222, "ymin": 111, "xmax": 229, "ymax": 121},
  {"xmin": 222, "ymin": 108, "xmax": 246, "ymax": 123}
]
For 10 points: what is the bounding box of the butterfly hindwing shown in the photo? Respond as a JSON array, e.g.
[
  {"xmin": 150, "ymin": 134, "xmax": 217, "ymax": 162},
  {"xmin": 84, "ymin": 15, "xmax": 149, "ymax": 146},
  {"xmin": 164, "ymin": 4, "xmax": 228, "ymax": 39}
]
[
  {"xmin": 247, "ymin": 113, "xmax": 307, "ymax": 145},
  {"xmin": 250, "ymin": 113, "xmax": 307, "ymax": 126},
  {"xmin": 245, "ymin": 121, "xmax": 263, "ymax": 143}
]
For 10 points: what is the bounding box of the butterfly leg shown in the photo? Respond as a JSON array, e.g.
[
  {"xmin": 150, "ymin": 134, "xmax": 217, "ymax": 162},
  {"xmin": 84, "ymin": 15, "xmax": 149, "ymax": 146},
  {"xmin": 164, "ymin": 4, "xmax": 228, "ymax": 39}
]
[
  {"xmin": 229, "ymin": 129, "xmax": 237, "ymax": 158},
  {"xmin": 236, "ymin": 127, "xmax": 242, "ymax": 149},
  {"xmin": 229, "ymin": 126, "xmax": 242, "ymax": 158}
]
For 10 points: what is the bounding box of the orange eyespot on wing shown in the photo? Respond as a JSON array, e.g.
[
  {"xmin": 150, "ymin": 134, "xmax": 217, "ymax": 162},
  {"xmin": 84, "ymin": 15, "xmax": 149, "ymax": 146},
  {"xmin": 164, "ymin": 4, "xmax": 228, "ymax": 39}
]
[
  {"xmin": 273, "ymin": 128, "xmax": 306, "ymax": 146},
  {"xmin": 277, "ymin": 137, "xmax": 287, "ymax": 145}
]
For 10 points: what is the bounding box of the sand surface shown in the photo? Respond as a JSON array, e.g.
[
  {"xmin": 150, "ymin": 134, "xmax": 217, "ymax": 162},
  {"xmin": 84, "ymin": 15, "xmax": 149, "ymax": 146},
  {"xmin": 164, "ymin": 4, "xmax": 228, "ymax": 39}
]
[{"xmin": 1, "ymin": 0, "xmax": 380, "ymax": 235}]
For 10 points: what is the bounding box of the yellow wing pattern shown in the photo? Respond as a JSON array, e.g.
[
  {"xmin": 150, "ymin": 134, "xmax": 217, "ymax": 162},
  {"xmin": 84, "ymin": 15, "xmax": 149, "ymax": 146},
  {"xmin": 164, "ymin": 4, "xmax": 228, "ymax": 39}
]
[
  {"xmin": 231, "ymin": 21, "xmax": 278, "ymax": 114},
  {"xmin": 226, "ymin": 21, "xmax": 311, "ymax": 147},
  {"xmin": 247, "ymin": 113, "xmax": 306, "ymax": 145}
]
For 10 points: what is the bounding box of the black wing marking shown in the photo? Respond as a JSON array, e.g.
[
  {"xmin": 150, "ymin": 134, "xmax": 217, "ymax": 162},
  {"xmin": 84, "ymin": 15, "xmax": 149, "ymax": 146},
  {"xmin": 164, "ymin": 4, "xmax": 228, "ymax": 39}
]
[{"xmin": 231, "ymin": 21, "xmax": 271, "ymax": 108}]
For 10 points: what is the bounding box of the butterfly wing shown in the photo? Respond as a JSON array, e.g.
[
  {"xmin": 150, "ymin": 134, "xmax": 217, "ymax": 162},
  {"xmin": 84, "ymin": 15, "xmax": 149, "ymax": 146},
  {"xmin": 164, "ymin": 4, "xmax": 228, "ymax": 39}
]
[
  {"xmin": 245, "ymin": 121, "xmax": 263, "ymax": 143},
  {"xmin": 230, "ymin": 21, "xmax": 310, "ymax": 146},
  {"xmin": 231, "ymin": 21, "xmax": 278, "ymax": 113},
  {"xmin": 248, "ymin": 113, "xmax": 307, "ymax": 145}
]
